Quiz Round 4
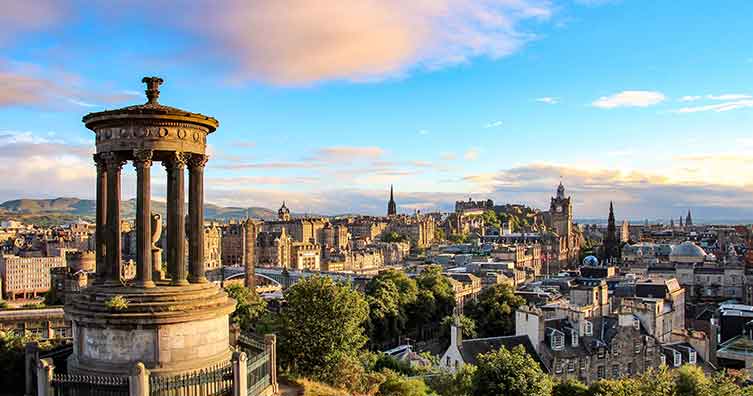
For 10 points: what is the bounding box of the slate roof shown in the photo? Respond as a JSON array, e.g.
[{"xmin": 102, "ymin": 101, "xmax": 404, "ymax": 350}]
[{"xmin": 459, "ymin": 335, "xmax": 549, "ymax": 372}]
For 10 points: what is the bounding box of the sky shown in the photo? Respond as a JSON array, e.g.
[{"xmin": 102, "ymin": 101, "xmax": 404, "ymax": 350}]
[{"xmin": 1, "ymin": 0, "xmax": 752, "ymax": 221}]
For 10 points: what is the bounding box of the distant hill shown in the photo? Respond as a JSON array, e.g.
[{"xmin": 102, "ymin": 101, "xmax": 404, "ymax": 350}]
[{"xmin": 0, "ymin": 197, "xmax": 281, "ymax": 224}]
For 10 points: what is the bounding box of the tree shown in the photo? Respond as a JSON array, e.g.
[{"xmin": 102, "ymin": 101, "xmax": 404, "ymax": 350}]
[
  {"xmin": 481, "ymin": 210, "xmax": 500, "ymax": 228},
  {"xmin": 383, "ymin": 231, "xmax": 408, "ymax": 243},
  {"xmin": 429, "ymin": 363, "xmax": 476, "ymax": 396},
  {"xmin": 409, "ymin": 266, "xmax": 455, "ymax": 333},
  {"xmin": 377, "ymin": 369, "xmax": 430, "ymax": 396},
  {"xmin": 472, "ymin": 345, "xmax": 552, "ymax": 396},
  {"xmin": 676, "ymin": 365, "xmax": 711, "ymax": 396},
  {"xmin": 365, "ymin": 270, "xmax": 418, "ymax": 348},
  {"xmin": 440, "ymin": 315, "xmax": 477, "ymax": 345},
  {"xmin": 448, "ymin": 233, "xmax": 468, "ymax": 244},
  {"xmin": 464, "ymin": 283, "xmax": 525, "ymax": 337},
  {"xmin": 589, "ymin": 378, "xmax": 640, "ymax": 396},
  {"xmin": 279, "ymin": 276, "xmax": 369, "ymax": 382},
  {"xmin": 636, "ymin": 366, "xmax": 676, "ymax": 396},
  {"xmin": 224, "ymin": 284, "xmax": 267, "ymax": 330},
  {"xmin": 552, "ymin": 380, "xmax": 588, "ymax": 396}
]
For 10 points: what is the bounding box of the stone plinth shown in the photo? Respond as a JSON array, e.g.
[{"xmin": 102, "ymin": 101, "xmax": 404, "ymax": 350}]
[{"xmin": 65, "ymin": 282, "xmax": 235, "ymax": 376}]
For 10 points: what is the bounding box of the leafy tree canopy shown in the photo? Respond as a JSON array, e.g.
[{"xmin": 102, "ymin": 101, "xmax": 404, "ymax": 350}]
[
  {"xmin": 279, "ymin": 276, "xmax": 369, "ymax": 381},
  {"xmin": 472, "ymin": 345, "xmax": 553, "ymax": 396},
  {"xmin": 465, "ymin": 283, "xmax": 525, "ymax": 337},
  {"xmin": 225, "ymin": 283, "xmax": 267, "ymax": 330}
]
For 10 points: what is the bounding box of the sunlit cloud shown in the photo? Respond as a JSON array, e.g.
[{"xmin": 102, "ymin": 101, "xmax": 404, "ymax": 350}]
[
  {"xmin": 536, "ymin": 97, "xmax": 559, "ymax": 104},
  {"xmin": 673, "ymin": 99, "xmax": 753, "ymax": 113},
  {"xmin": 484, "ymin": 121, "xmax": 503, "ymax": 128},
  {"xmin": 592, "ymin": 90, "xmax": 665, "ymax": 109},
  {"xmin": 464, "ymin": 148, "xmax": 480, "ymax": 160}
]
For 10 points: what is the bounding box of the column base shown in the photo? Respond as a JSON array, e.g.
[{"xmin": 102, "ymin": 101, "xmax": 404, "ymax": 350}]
[
  {"xmin": 189, "ymin": 276, "xmax": 209, "ymax": 284},
  {"xmin": 134, "ymin": 280, "xmax": 156, "ymax": 288},
  {"xmin": 172, "ymin": 279, "xmax": 190, "ymax": 286}
]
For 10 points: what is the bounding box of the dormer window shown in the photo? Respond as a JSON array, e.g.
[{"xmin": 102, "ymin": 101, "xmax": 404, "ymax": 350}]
[
  {"xmin": 584, "ymin": 321, "xmax": 593, "ymax": 336},
  {"xmin": 571, "ymin": 329, "xmax": 579, "ymax": 347},
  {"xmin": 661, "ymin": 354, "xmax": 666, "ymax": 366},
  {"xmin": 674, "ymin": 351, "xmax": 682, "ymax": 367},
  {"xmin": 689, "ymin": 350, "xmax": 697, "ymax": 364},
  {"xmin": 552, "ymin": 330, "xmax": 565, "ymax": 351},
  {"xmin": 633, "ymin": 318, "xmax": 640, "ymax": 330}
]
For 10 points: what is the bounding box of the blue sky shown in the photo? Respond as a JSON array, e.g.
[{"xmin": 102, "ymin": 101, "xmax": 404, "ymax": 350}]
[{"xmin": 1, "ymin": 0, "xmax": 752, "ymax": 221}]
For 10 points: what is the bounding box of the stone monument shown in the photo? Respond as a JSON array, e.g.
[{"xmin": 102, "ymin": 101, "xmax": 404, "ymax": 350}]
[{"xmin": 65, "ymin": 77, "xmax": 236, "ymax": 376}]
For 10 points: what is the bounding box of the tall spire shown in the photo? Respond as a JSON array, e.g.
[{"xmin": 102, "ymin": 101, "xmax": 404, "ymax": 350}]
[
  {"xmin": 686, "ymin": 209, "xmax": 693, "ymax": 226},
  {"xmin": 387, "ymin": 185, "xmax": 397, "ymax": 216},
  {"xmin": 604, "ymin": 201, "xmax": 619, "ymax": 263}
]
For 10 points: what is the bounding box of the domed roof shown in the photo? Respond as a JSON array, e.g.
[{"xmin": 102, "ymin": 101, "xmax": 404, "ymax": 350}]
[
  {"xmin": 670, "ymin": 241, "xmax": 706, "ymax": 258},
  {"xmin": 582, "ymin": 255, "xmax": 599, "ymax": 266}
]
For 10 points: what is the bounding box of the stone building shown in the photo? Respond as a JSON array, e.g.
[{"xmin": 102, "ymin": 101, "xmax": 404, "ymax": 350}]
[
  {"xmin": 386, "ymin": 213, "xmax": 436, "ymax": 249},
  {"xmin": 0, "ymin": 307, "xmax": 71, "ymax": 339},
  {"xmin": 0, "ymin": 254, "xmax": 66, "ymax": 299},
  {"xmin": 221, "ymin": 219, "xmax": 259, "ymax": 267},
  {"xmin": 540, "ymin": 182, "xmax": 582, "ymax": 273},
  {"xmin": 290, "ymin": 241, "xmax": 321, "ymax": 270},
  {"xmin": 256, "ymin": 229, "xmax": 292, "ymax": 268},
  {"xmin": 203, "ymin": 223, "xmax": 222, "ymax": 271},
  {"xmin": 515, "ymin": 307, "xmax": 664, "ymax": 385}
]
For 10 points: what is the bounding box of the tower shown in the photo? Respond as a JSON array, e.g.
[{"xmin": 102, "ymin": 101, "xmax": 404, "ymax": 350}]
[
  {"xmin": 278, "ymin": 201, "xmax": 291, "ymax": 221},
  {"xmin": 686, "ymin": 209, "xmax": 693, "ymax": 227},
  {"xmin": 603, "ymin": 201, "xmax": 619, "ymax": 262},
  {"xmin": 549, "ymin": 181, "xmax": 572, "ymax": 237},
  {"xmin": 69, "ymin": 77, "xmax": 235, "ymax": 376},
  {"xmin": 679, "ymin": 216, "xmax": 683, "ymax": 227},
  {"xmin": 387, "ymin": 185, "xmax": 397, "ymax": 216},
  {"xmin": 242, "ymin": 218, "xmax": 258, "ymax": 289}
]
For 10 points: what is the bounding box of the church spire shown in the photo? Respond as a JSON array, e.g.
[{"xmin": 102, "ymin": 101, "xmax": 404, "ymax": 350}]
[
  {"xmin": 387, "ymin": 185, "xmax": 397, "ymax": 216},
  {"xmin": 604, "ymin": 201, "xmax": 619, "ymax": 263},
  {"xmin": 686, "ymin": 209, "xmax": 693, "ymax": 227}
]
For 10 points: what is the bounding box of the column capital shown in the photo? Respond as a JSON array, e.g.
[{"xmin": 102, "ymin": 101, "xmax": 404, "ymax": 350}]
[
  {"xmin": 93, "ymin": 153, "xmax": 107, "ymax": 169},
  {"xmin": 132, "ymin": 149, "xmax": 154, "ymax": 168},
  {"xmin": 163, "ymin": 151, "xmax": 189, "ymax": 170},
  {"xmin": 187, "ymin": 154, "xmax": 209, "ymax": 169},
  {"xmin": 101, "ymin": 152, "xmax": 126, "ymax": 171}
]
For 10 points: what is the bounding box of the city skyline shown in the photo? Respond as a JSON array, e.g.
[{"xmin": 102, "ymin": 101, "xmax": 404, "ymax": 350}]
[{"xmin": 1, "ymin": 1, "xmax": 753, "ymax": 219}]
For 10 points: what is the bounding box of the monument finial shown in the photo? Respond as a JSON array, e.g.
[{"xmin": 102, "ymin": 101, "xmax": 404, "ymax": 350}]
[{"xmin": 141, "ymin": 76, "xmax": 164, "ymax": 104}]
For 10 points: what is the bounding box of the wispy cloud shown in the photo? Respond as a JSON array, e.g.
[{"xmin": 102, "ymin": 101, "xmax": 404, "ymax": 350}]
[
  {"xmin": 536, "ymin": 97, "xmax": 558, "ymax": 104},
  {"xmin": 309, "ymin": 146, "xmax": 385, "ymax": 162},
  {"xmin": 673, "ymin": 99, "xmax": 753, "ymax": 113},
  {"xmin": 464, "ymin": 148, "xmax": 480, "ymax": 160},
  {"xmin": 706, "ymin": 94, "xmax": 751, "ymax": 101},
  {"xmin": 0, "ymin": 61, "xmax": 138, "ymax": 109},
  {"xmin": 680, "ymin": 95, "xmax": 702, "ymax": 102},
  {"xmin": 483, "ymin": 121, "xmax": 503, "ymax": 128},
  {"xmin": 592, "ymin": 90, "xmax": 665, "ymax": 109}
]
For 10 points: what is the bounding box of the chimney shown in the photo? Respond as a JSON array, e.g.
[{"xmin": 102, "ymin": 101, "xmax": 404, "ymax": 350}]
[{"xmin": 450, "ymin": 318, "xmax": 463, "ymax": 348}]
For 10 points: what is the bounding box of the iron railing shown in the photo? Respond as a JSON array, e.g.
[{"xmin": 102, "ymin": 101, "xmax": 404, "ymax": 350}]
[
  {"xmin": 149, "ymin": 361, "xmax": 233, "ymax": 396},
  {"xmin": 51, "ymin": 373, "xmax": 129, "ymax": 396},
  {"xmin": 237, "ymin": 333, "xmax": 271, "ymax": 396}
]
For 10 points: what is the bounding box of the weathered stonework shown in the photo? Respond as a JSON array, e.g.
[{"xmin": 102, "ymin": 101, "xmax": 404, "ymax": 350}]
[{"xmin": 67, "ymin": 77, "xmax": 234, "ymax": 377}]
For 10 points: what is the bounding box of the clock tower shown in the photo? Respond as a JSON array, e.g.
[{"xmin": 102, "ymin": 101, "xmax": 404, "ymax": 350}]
[{"xmin": 550, "ymin": 181, "xmax": 572, "ymax": 237}]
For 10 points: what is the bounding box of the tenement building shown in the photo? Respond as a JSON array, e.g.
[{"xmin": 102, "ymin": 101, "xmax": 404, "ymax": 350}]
[{"xmin": 0, "ymin": 254, "xmax": 66, "ymax": 299}]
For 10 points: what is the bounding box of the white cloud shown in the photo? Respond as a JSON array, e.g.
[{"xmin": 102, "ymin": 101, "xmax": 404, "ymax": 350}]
[
  {"xmin": 706, "ymin": 94, "xmax": 752, "ymax": 101},
  {"xmin": 680, "ymin": 96, "xmax": 702, "ymax": 102},
  {"xmin": 464, "ymin": 148, "xmax": 480, "ymax": 160},
  {"xmin": 440, "ymin": 152, "xmax": 457, "ymax": 161},
  {"xmin": 592, "ymin": 91, "xmax": 665, "ymax": 109},
  {"xmin": 483, "ymin": 121, "xmax": 503, "ymax": 128},
  {"xmin": 418, "ymin": 129, "xmax": 430, "ymax": 135},
  {"xmin": 535, "ymin": 97, "xmax": 558, "ymax": 104},
  {"xmin": 673, "ymin": 99, "xmax": 753, "ymax": 113}
]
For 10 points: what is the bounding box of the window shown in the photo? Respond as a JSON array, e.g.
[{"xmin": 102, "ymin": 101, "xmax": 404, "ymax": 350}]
[
  {"xmin": 660, "ymin": 355, "xmax": 666, "ymax": 366},
  {"xmin": 552, "ymin": 331, "xmax": 565, "ymax": 351},
  {"xmin": 673, "ymin": 351, "xmax": 681, "ymax": 367},
  {"xmin": 568, "ymin": 361, "xmax": 575, "ymax": 372},
  {"xmin": 584, "ymin": 321, "xmax": 593, "ymax": 336},
  {"xmin": 571, "ymin": 329, "xmax": 579, "ymax": 347},
  {"xmin": 597, "ymin": 365, "xmax": 605, "ymax": 379},
  {"xmin": 689, "ymin": 350, "xmax": 697, "ymax": 365},
  {"xmin": 627, "ymin": 362, "xmax": 634, "ymax": 375},
  {"xmin": 446, "ymin": 356, "xmax": 451, "ymax": 367},
  {"xmin": 555, "ymin": 363, "xmax": 563, "ymax": 374},
  {"xmin": 633, "ymin": 318, "xmax": 640, "ymax": 330},
  {"xmin": 612, "ymin": 364, "xmax": 620, "ymax": 378},
  {"xmin": 597, "ymin": 348, "xmax": 606, "ymax": 359},
  {"xmin": 634, "ymin": 342, "xmax": 642, "ymax": 354}
]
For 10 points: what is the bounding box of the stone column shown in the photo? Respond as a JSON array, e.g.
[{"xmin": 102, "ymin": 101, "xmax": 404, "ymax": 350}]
[
  {"xmin": 188, "ymin": 154, "xmax": 208, "ymax": 283},
  {"xmin": 129, "ymin": 362, "xmax": 149, "ymax": 396},
  {"xmin": 93, "ymin": 154, "xmax": 108, "ymax": 283},
  {"xmin": 232, "ymin": 351, "xmax": 248, "ymax": 396},
  {"xmin": 133, "ymin": 149, "xmax": 155, "ymax": 288},
  {"xmin": 164, "ymin": 152, "xmax": 189, "ymax": 286},
  {"xmin": 103, "ymin": 152, "xmax": 125, "ymax": 286},
  {"xmin": 265, "ymin": 334, "xmax": 279, "ymax": 394},
  {"xmin": 36, "ymin": 358, "xmax": 54, "ymax": 396}
]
